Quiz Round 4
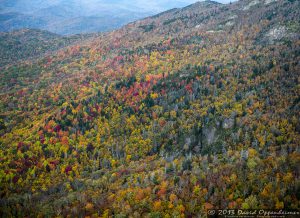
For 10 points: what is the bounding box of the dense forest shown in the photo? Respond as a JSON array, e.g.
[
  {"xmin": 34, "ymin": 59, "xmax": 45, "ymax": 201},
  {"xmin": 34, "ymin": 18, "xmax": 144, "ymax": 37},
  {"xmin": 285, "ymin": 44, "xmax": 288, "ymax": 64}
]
[{"xmin": 0, "ymin": 0, "xmax": 299, "ymax": 217}]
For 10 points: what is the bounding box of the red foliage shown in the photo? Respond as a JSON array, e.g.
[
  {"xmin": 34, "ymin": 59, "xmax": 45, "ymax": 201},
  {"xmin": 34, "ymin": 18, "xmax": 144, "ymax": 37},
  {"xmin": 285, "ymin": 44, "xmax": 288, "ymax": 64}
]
[
  {"xmin": 65, "ymin": 165, "xmax": 72, "ymax": 175},
  {"xmin": 53, "ymin": 125, "xmax": 61, "ymax": 132},
  {"xmin": 12, "ymin": 176, "xmax": 19, "ymax": 184},
  {"xmin": 116, "ymin": 169, "xmax": 129, "ymax": 177}
]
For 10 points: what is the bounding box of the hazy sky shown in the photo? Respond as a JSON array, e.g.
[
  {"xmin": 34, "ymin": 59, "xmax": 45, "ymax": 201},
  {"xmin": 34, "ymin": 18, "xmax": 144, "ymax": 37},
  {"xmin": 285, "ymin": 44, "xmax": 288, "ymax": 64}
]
[{"xmin": 1, "ymin": 0, "xmax": 238, "ymax": 14}]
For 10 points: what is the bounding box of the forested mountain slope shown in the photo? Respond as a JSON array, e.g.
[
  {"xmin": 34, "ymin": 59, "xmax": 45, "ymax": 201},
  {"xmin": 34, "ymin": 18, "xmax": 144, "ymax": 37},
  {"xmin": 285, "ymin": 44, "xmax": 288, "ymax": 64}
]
[{"xmin": 0, "ymin": 0, "xmax": 299, "ymax": 217}]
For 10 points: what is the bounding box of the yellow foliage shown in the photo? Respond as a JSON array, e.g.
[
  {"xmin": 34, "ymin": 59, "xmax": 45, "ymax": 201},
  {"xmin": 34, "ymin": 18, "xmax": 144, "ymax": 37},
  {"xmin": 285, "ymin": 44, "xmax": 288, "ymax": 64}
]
[
  {"xmin": 230, "ymin": 173, "xmax": 237, "ymax": 182},
  {"xmin": 275, "ymin": 201, "xmax": 284, "ymax": 209},
  {"xmin": 65, "ymin": 182, "xmax": 72, "ymax": 191},
  {"xmin": 161, "ymin": 180, "xmax": 168, "ymax": 189},
  {"xmin": 108, "ymin": 193, "xmax": 115, "ymax": 202},
  {"xmin": 193, "ymin": 185, "xmax": 201, "ymax": 196},
  {"xmin": 257, "ymin": 135, "xmax": 265, "ymax": 147},
  {"xmin": 169, "ymin": 193, "xmax": 177, "ymax": 202},
  {"xmin": 202, "ymin": 188, "xmax": 208, "ymax": 196},
  {"xmin": 62, "ymin": 102, "xmax": 69, "ymax": 108},
  {"xmin": 233, "ymin": 103, "xmax": 243, "ymax": 115},
  {"xmin": 248, "ymin": 148, "xmax": 257, "ymax": 158},
  {"xmin": 101, "ymin": 209, "xmax": 110, "ymax": 218},
  {"xmin": 85, "ymin": 203, "xmax": 94, "ymax": 211},
  {"xmin": 283, "ymin": 172, "xmax": 293, "ymax": 184},
  {"xmin": 261, "ymin": 183, "xmax": 272, "ymax": 197},
  {"xmin": 153, "ymin": 200, "xmax": 162, "ymax": 211},
  {"xmin": 111, "ymin": 159, "xmax": 117, "ymax": 168},
  {"xmin": 177, "ymin": 204, "xmax": 185, "ymax": 213},
  {"xmin": 126, "ymin": 154, "xmax": 132, "ymax": 162},
  {"xmin": 170, "ymin": 110, "xmax": 177, "ymax": 119},
  {"xmin": 150, "ymin": 93, "xmax": 159, "ymax": 99}
]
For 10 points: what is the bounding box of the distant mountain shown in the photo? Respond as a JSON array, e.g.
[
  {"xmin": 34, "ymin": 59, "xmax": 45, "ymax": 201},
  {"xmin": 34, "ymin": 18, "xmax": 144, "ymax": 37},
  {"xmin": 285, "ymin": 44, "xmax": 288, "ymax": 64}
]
[{"xmin": 0, "ymin": 0, "xmax": 205, "ymax": 35}]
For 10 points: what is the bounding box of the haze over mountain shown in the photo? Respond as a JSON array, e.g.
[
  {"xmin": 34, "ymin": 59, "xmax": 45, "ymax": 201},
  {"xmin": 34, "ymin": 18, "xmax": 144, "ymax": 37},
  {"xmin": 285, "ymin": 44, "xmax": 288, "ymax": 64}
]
[{"xmin": 0, "ymin": 0, "xmax": 235, "ymax": 35}]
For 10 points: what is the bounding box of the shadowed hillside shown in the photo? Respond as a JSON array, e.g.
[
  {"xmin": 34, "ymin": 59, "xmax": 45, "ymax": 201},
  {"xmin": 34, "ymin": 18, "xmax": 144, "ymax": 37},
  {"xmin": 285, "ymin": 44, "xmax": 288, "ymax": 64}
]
[{"xmin": 0, "ymin": 29, "xmax": 96, "ymax": 67}]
